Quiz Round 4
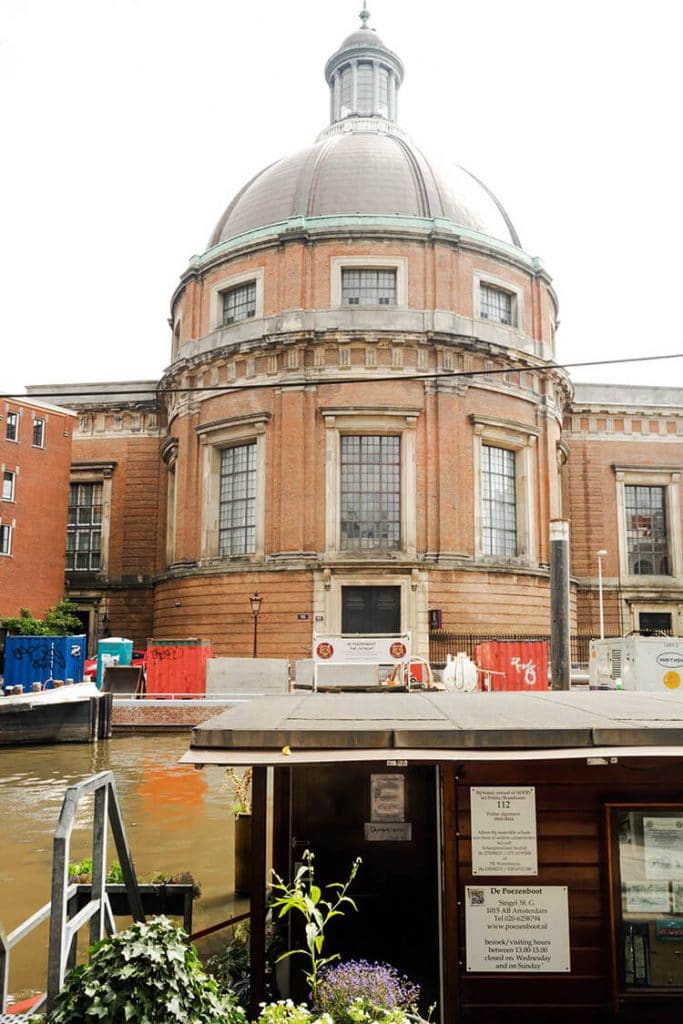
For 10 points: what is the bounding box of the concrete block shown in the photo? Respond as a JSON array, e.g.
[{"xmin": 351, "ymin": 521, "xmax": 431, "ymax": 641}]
[{"xmin": 206, "ymin": 657, "xmax": 290, "ymax": 695}]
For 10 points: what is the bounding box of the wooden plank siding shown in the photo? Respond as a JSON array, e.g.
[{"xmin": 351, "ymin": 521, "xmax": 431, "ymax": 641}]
[{"xmin": 445, "ymin": 757, "xmax": 683, "ymax": 1021}]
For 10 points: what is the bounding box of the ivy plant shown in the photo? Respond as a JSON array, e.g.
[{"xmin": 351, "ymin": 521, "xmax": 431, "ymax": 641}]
[{"xmin": 44, "ymin": 916, "xmax": 246, "ymax": 1024}]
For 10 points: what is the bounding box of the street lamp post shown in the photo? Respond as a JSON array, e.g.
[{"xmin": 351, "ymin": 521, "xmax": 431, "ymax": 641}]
[
  {"xmin": 596, "ymin": 550, "xmax": 607, "ymax": 640},
  {"xmin": 249, "ymin": 592, "xmax": 263, "ymax": 658}
]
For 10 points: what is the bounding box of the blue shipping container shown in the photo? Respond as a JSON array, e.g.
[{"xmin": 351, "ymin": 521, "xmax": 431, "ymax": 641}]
[{"xmin": 3, "ymin": 635, "xmax": 87, "ymax": 691}]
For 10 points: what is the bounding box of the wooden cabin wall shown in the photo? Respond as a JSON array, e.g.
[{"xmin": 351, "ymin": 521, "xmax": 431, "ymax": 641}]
[{"xmin": 446, "ymin": 757, "xmax": 683, "ymax": 1021}]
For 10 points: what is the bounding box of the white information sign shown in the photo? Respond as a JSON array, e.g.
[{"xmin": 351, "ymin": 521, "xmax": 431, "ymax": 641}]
[
  {"xmin": 313, "ymin": 634, "xmax": 411, "ymax": 664},
  {"xmin": 465, "ymin": 886, "xmax": 570, "ymax": 973},
  {"xmin": 470, "ymin": 787, "xmax": 537, "ymax": 876},
  {"xmin": 643, "ymin": 815, "xmax": 683, "ymax": 879}
]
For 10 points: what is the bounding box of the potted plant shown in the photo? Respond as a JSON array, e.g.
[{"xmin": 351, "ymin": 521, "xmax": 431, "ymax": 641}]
[{"xmin": 224, "ymin": 767, "xmax": 252, "ymax": 894}]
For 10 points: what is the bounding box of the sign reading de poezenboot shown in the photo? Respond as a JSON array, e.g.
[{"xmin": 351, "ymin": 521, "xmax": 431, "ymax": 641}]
[{"xmin": 465, "ymin": 886, "xmax": 571, "ymax": 972}]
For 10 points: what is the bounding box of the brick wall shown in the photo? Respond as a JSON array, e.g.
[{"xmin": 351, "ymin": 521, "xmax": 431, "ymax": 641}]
[{"xmin": 0, "ymin": 399, "xmax": 74, "ymax": 617}]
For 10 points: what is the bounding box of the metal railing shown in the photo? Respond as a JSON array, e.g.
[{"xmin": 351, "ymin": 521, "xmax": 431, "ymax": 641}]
[
  {"xmin": 429, "ymin": 630, "xmax": 618, "ymax": 667},
  {"xmin": 0, "ymin": 771, "xmax": 145, "ymax": 1015}
]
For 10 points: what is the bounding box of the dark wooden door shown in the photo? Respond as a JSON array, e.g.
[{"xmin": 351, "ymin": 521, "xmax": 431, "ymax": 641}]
[
  {"xmin": 288, "ymin": 764, "xmax": 440, "ymax": 1015},
  {"xmin": 341, "ymin": 586, "xmax": 401, "ymax": 634}
]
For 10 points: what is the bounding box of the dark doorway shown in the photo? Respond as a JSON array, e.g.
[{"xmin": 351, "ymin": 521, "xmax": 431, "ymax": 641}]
[
  {"xmin": 73, "ymin": 609, "xmax": 92, "ymax": 654},
  {"xmin": 639, "ymin": 611, "xmax": 673, "ymax": 635},
  {"xmin": 341, "ymin": 586, "xmax": 400, "ymax": 634},
  {"xmin": 288, "ymin": 764, "xmax": 440, "ymax": 1014}
]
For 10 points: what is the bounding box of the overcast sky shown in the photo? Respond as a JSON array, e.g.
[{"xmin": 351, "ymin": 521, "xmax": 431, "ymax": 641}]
[{"xmin": 2, "ymin": 0, "xmax": 682, "ymax": 396}]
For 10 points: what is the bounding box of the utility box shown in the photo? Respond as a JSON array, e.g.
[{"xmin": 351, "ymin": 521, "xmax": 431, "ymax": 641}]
[
  {"xmin": 474, "ymin": 640, "xmax": 549, "ymax": 691},
  {"xmin": 3, "ymin": 635, "xmax": 86, "ymax": 691},
  {"xmin": 589, "ymin": 636, "xmax": 683, "ymax": 692}
]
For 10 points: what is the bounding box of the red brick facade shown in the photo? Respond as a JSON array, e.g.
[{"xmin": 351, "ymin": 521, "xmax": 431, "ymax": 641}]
[{"xmin": 0, "ymin": 398, "xmax": 74, "ymax": 618}]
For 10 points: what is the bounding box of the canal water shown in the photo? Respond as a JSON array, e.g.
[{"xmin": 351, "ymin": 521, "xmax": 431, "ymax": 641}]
[{"xmin": 0, "ymin": 733, "xmax": 247, "ymax": 999}]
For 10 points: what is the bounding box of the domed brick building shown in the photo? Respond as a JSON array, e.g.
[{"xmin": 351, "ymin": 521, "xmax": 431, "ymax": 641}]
[
  {"xmin": 25, "ymin": 10, "xmax": 683, "ymax": 657},
  {"xmin": 150, "ymin": 10, "xmax": 569, "ymax": 658}
]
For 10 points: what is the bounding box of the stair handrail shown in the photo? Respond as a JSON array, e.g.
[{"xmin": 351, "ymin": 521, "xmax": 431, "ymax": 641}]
[{"xmin": 46, "ymin": 770, "xmax": 145, "ymax": 1010}]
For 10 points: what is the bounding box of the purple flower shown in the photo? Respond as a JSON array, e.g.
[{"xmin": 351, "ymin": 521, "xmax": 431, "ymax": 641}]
[{"xmin": 314, "ymin": 960, "xmax": 420, "ymax": 1022}]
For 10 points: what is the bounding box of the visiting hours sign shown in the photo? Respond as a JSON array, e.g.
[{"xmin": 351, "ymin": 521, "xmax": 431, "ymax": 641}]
[{"xmin": 465, "ymin": 886, "xmax": 571, "ymax": 973}]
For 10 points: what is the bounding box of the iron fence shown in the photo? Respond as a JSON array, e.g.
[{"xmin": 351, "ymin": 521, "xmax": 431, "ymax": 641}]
[{"xmin": 428, "ymin": 631, "xmax": 615, "ymax": 668}]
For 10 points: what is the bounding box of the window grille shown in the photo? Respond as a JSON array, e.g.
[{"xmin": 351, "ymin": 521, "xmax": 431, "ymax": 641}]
[
  {"xmin": 66, "ymin": 482, "xmax": 102, "ymax": 571},
  {"xmin": 480, "ymin": 284, "xmax": 514, "ymax": 325},
  {"xmin": 340, "ymin": 435, "xmax": 400, "ymax": 551},
  {"xmin": 625, "ymin": 485, "xmax": 669, "ymax": 575},
  {"xmin": 219, "ymin": 443, "xmax": 256, "ymax": 555},
  {"xmin": 222, "ymin": 282, "xmax": 256, "ymax": 326},
  {"xmin": 481, "ymin": 445, "xmax": 517, "ymax": 556},
  {"xmin": 341, "ymin": 269, "xmax": 396, "ymax": 306}
]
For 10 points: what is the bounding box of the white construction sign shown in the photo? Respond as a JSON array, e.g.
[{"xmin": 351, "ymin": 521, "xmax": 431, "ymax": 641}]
[
  {"xmin": 465, "ymin": 886, "xmax": 570, "ymax": 973},
  {"xmin": 313, "ymin": 634, "xmax": 411, "ymax": 663},
  {"xmin": 470, "ymin": 787, "xmax": 538, "ymax": 876}
]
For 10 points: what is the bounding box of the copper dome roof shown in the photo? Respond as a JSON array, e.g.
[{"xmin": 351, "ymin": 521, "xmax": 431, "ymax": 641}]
[
  {"xmin": 207, "ymin": 11, "xmax": 521, "ymax": 251},
  {"xmin": 208, "ymin": 128, "xmax": 520, "ymax": 249}
]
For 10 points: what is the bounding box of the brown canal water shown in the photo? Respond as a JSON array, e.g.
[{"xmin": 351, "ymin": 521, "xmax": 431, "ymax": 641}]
[{"xmin": 0, "ymin": 733, "xmax": 247, "ymax": 1000}]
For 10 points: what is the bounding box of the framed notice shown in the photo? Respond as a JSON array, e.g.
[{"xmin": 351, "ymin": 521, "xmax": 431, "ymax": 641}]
[
  {"xmin": 470, "ymin": 787, "xmax": 537, "ymax": 876},
  {"xmin": 643, "ymin": 816, "xmax": 683, "ymax": 879},
  {"xmin": 465, "ymin": 885, "xmax": 570, "ymax": 973},
  {"xmin": 371, "ymin": 774, "xmax": 405, "ymax": 822}
]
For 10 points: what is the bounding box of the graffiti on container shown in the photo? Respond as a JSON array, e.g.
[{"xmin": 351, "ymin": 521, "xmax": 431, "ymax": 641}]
[
  {"xmin": 511, "ymin": 656, "xmax": 537, "ymax": 687},
  {"xmin": 10, "ymin": 642, "xmax": 67, "ymax": 671},
  {"xmin": 148, "ymin": 648, "xmax": 183, "ymax": 662}
]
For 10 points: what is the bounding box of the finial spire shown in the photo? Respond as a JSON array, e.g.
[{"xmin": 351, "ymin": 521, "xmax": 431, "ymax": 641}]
[{"xmin": 359, "ymin": 1, "xmax": 370, "ymax": 28}]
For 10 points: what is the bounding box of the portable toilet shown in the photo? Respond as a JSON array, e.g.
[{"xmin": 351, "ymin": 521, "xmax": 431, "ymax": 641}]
[
  {"xmin": 96, "ymin": 637, "xmax": 133, "ymax": 688},
  {"xmin": 3, "ymin": 635, "xmax": 86, "ymax": 691}
]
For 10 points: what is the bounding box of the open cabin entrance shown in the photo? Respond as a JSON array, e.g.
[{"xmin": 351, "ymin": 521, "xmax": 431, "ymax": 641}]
[{"xmin": 276, "ymin": 762, "xmax": 441, "ymax": 1011}]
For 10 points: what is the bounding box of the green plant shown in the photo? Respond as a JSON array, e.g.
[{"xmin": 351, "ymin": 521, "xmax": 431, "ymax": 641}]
[
  {"xmin": 270, "ymin": 850, "xmax": 361, "ymax": 1003},
  {"xmin": 2, "ymin": 600, "xmax": 82, "ymax": 636},
  {"xmin": 223, "ymin": 767, "xmax": 252, "ymax": 817},
  {"xmin": 255, "ymin": 1000, "xmax": 330, "ymax": 1024},
  {"xmin": 206, "ymin": 913, "xmax": 282, "ymax": 1009},
  {"xmin": 45, "ymin": 915, "xmax": 246, "ymax": 1024},
  {"xmin": 67, "ymin": 860, "xmax": 201, "ymax": 897},
  {"xmin": 345, "ymin": 1001, "xmax": 417, "ymax": 1024}
]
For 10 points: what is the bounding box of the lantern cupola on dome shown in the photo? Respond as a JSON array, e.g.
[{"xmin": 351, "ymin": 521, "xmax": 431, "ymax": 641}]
[{"xmin": 324, "ymin": 3, "xmax": 405, "ymax": 126}]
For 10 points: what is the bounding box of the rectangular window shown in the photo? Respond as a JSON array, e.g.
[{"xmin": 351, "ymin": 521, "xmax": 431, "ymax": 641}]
[
  {"xmin": 608, "ymin": 805, "xmax": 683, "ymax": 995},
  {"xmin": 6, "ymin": 412, "xmax": 18, "ymax": 441},
  {"xmin": 2, "ymin": 471, "xmax": 15, "ymax": 501},
  {"xmin": 480, "ymin": 284, "xmax": 514, "ymax": 325},
  {"xmin": 356, "ymin": 62, "xmax": 374, "ymax": 114},
  {"xmin": 625, "ymin": 485, "xmax": 669, "ymax": 575},
  {"xmin": 342, "ymin": 269, "xmax": 397, "ymax": 306},
  {"xmin": 222, "ymin": 282, "xmax": 256, "ymax": 325},
  {"xmin": 219, "ymin": 443, "xmax": 256, "ymax": 555},
  {"xmin": 0, "ymin": 523, "xmax": 12, "ymax": 555},
  {"xmin": 340, "ymin": 435, "xmax": 401, "ymax": 551},
  {"xmin": 32, "ymin": 418, "xmax": 45, "ymax": 447},
  {"xmin": 66, "ymin": 482, "xmax": 102, "ymax": 571},
  {"xmin": 481, "ymin": 444, "xmax": 517, "ymax": 556}
]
